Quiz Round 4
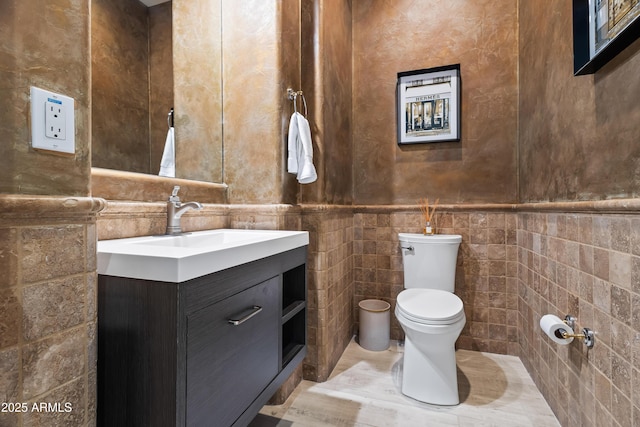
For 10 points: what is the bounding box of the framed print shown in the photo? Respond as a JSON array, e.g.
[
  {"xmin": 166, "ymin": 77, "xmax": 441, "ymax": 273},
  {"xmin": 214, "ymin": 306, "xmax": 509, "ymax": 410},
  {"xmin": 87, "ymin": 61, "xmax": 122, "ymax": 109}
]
[
  {"xmin": 573, "ymin": 0, "xmax": 640, "ymax": 75},
  {"xmin": 397, "ymin": 64, "xmax": 460, "ymax": 145}
]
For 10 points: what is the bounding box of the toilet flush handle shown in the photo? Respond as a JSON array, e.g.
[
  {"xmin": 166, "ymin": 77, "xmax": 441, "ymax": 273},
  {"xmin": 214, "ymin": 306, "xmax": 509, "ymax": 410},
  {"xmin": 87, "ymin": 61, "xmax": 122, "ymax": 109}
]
[{"xmin": 400, "ymin": 244, "xmax": 414, "ymax": 253}]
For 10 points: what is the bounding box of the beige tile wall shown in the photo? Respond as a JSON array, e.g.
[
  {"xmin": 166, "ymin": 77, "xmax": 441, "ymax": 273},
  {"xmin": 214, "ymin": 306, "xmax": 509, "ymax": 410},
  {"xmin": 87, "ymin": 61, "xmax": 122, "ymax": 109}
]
[
  {"xmin": 518, "ymin": 211, "xmax": 640, "ymax": 427},
  {"xmin": 353, "ymin": 207, "xmax": 520, "ymax": 355},
  {"xmin": 96, "ymin": 202, "xmax": 304, "ymax": 240},
  {"xmin": 300, "ymin": 207, "xmax": 354, "ymax": 382},
  {"xmin": 0, "ymin": 196, "xmax": 102, "ymax": 427}
]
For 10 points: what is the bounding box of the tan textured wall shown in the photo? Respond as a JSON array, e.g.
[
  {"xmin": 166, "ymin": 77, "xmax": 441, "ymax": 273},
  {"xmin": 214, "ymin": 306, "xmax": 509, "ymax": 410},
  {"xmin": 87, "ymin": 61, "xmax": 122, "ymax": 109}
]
[
  {"xmin": 519, "ymin": 0, "xmax": 640, "ymax": 202},
  {"xmin": 91, "ymin": 0, "xmax": 150, "ymax": 174},
  {"xmin": 352, "ymin": 0, "xmax": 518, "ymax": 205},
  {"xmin": 279, "ymin": 0, "xmax": 303, "ymax": 205},
  {"xmin": 92, "ymin": 0, "xmax": 173, "ymax": 176},
  {"xmin": 173, "ymin": 0, "xmax": 223, "ymax": 183},
  {"xmin": 222, "ymin": 0, "xmax": 300, "ymax": 204},
  {"xmin": 0, "ymin": 0, "xmax": 90, "ymax": 196},
  {"xmin": 300, "ymin": 0, "xmax": 353, "ymax": 205},
  {"xmin": 149, "ymin": 3, "xmax": 174, "ymax": 176},
  {"xmin": 222, "ymin": 0, "xmax": 280, "ymax": 203}
]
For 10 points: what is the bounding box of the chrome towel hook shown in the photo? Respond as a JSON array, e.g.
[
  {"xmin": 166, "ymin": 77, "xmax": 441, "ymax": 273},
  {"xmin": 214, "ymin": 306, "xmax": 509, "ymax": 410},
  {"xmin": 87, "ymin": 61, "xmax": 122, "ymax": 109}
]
[
  {"xmin": 287, "ymin": 88, "xmax": 308, "ymax": 117},
  {"xmin": 167, "ymin": 107, "xmax": 174, "ymax": 128}
]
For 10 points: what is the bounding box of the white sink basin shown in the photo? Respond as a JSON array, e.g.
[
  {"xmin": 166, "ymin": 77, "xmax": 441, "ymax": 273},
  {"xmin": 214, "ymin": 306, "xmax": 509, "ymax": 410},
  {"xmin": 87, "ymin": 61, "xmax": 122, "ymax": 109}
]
[{"xmin": 97, "ymin": 229, "xmax": 309, "ymax": 282}]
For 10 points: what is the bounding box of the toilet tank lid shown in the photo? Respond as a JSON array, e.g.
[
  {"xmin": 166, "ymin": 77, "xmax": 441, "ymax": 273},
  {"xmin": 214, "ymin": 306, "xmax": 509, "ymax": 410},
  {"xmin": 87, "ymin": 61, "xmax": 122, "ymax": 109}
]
[{"xmin": 398, "ymin": 233, "xmax": 462, "ymax": 244}]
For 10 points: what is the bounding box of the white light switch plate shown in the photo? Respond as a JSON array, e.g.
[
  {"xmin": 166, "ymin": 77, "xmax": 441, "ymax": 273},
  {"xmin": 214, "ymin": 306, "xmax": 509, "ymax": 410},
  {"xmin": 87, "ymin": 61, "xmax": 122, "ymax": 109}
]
[{"xmin": 30, "ymin": 86, "xmax": 75, "ymax": 154}]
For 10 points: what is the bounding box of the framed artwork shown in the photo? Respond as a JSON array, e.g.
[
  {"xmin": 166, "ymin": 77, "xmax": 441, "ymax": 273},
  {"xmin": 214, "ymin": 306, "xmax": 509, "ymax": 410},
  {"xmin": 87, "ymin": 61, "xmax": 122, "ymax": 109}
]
[
  {"xmin": 573, "ymin": 0, "xmax": 640, "ymax": 75},
  {"xmin": 397, "ymin": 64, "xmax": 460, "ymax": 145}
]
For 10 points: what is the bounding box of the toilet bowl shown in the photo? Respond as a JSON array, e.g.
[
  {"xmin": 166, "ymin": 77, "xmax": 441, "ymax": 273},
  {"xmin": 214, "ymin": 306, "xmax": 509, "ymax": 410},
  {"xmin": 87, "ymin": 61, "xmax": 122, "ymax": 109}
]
[
  {"xmin": 396, "ymin": 233, "xmax": 464, "ymax": 405},
  {"xmin": 395, "ymin": 289, "xmax": 465, "ymax": 405}
]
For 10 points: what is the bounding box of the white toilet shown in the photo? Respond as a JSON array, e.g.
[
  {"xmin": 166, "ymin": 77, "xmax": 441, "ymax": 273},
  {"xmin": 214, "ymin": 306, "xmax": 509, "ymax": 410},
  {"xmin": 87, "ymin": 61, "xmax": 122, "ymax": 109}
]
[{"xmin": 395, "ymin": 233, "xmax": 465, "ymax": 405}]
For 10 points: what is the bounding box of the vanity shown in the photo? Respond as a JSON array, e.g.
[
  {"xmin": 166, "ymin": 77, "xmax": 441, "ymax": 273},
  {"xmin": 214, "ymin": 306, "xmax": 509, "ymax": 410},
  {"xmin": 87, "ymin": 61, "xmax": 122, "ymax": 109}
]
[{"xmin": 97, "ymin": 229, "xmax": 308, "ymax": 427}]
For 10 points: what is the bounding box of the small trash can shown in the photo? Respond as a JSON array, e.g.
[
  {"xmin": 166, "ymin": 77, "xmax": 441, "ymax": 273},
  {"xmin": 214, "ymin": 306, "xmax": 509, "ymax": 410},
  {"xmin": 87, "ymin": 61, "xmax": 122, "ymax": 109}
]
[{"xmin": 358, "ymin": 299, "xmax": 391, "ymax": 351}]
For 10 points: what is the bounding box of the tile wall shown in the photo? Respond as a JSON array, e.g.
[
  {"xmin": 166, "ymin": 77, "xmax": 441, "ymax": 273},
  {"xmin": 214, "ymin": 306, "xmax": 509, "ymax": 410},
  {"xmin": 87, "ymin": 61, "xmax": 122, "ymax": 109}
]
[
  {"xmin": 518, "ymin": 210, "xmax": 640, "ymax": 427},
  {"xmin": 353, "ymin": 207, "xmax": 520, "ymax": 355},
  {"xmin": 301, "ymin": 207, "xmax": 354, "ymax": 381},
  {"xmin": 0, "ymin": 196, "xmax": 103, "ymax": 427}
]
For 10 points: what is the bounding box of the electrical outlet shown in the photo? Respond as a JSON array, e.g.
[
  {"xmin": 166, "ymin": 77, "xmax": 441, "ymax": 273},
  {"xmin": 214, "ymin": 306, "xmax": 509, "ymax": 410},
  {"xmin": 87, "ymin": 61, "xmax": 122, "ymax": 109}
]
[
  {"xmin": 30, "ymin": 86, "xmax": 75, "ymax": 154},
  {"xmin": 45, "ymin": 101, "xmax": 66, "ymax": 140}
]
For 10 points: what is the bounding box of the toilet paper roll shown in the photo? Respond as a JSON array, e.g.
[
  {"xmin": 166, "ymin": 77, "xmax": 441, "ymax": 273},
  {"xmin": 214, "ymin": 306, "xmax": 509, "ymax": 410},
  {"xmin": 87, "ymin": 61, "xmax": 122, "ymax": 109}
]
[{"xmin": 539, "ymin": 314, "xmax": 574, "ymax": 345}]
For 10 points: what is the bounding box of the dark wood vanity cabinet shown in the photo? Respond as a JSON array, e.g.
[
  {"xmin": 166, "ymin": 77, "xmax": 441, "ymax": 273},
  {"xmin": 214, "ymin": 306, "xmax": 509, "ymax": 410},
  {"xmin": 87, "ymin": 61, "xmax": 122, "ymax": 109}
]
[{"xmin": 97, "ymin": 246, "xmax": 307, "ymax": 427}]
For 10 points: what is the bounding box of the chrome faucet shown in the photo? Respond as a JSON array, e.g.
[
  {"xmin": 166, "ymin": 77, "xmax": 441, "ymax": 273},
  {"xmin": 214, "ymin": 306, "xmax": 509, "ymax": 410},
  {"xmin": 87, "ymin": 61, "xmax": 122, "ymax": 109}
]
[{"xmin": 166, "ymin": 186, "xmax": 203, "ymax": 235}]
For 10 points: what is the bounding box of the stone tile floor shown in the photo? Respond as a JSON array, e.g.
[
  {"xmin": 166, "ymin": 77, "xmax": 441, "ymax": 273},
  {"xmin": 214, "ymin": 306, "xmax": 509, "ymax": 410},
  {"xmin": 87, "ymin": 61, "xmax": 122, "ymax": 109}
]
[{"xmin": 250, "ymin": 339, "xmax": 560, "ymax": 427}]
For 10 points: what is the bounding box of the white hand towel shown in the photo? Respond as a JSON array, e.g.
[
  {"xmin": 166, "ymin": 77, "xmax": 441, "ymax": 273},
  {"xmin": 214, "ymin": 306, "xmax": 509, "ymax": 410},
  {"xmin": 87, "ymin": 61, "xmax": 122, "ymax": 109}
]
[
  {"xmin": 295, "ymin": 113, "xmax": 317, "ymax": 184},
  {"xmin": 287, "ymin": 112, "xmax": 317, "ymax": 184},
  {"xmin": 159, "ymin": 127, "xmax": 175, "ymax": 177},
  {"xmin": 287, "ymin": 112, "xmax": 299, "ymax": 174}
]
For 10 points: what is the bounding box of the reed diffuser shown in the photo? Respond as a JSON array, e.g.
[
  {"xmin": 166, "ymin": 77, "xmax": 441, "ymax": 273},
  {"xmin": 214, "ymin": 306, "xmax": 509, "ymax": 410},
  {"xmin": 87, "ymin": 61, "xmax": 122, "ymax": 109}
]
[{"xmin": 419, "ymin": 197, "xmax": 439, "ymax": 235}]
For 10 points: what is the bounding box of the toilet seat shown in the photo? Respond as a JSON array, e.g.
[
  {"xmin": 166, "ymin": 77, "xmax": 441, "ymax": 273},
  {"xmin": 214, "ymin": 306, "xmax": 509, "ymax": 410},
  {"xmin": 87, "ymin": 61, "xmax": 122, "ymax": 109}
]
[{"xmin": 396, "ymin": 289, "xmax": 464, "ymax": 325}]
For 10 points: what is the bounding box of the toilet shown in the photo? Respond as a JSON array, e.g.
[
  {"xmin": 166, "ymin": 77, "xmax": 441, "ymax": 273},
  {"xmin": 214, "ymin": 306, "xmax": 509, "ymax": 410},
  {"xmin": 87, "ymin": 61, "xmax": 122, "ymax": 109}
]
[{"xmin": 395, "ymin": 233, "xmax": 465, "ymax": 405}]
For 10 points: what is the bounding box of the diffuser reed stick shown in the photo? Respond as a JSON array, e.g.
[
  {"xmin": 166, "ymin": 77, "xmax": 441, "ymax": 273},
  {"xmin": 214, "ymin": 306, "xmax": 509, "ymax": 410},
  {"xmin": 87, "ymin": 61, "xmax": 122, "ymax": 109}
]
[{"xmin": 419, "ymin": 197, "xmax": 439, "ymax": 234}]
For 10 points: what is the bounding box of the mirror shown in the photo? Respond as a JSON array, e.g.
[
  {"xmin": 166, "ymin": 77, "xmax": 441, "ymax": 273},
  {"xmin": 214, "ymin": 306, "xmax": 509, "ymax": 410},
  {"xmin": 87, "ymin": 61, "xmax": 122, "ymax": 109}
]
[{"xmin": 91, "ymin": 0, "xmax": 223, "ymax": 183}]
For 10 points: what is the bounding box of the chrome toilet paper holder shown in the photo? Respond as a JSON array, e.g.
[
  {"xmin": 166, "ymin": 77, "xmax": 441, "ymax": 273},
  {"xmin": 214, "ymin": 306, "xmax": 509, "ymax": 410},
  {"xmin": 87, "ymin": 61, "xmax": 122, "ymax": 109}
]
[{"xmin": 561, "ymin": 315, "xmax": 595, "ymax": 348}]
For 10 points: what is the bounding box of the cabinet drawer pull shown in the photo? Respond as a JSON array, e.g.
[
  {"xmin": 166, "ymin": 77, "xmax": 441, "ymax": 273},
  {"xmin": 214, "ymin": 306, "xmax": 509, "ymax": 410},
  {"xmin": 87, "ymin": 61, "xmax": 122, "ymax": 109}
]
[{"xmin": 227, "ymin": 305, "xmax": 263, "ymax": 325}]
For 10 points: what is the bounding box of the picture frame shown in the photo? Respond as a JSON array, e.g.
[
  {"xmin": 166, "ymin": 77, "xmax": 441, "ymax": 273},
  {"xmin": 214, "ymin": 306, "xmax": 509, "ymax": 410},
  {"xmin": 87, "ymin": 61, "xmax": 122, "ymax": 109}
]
[
  {"xmin": 573, "ymin": 0, "xmax": 640, "ymax": 75},
  {"xmin": 397, "ymin": 64, "xmax": 461, "ymax": 145}
]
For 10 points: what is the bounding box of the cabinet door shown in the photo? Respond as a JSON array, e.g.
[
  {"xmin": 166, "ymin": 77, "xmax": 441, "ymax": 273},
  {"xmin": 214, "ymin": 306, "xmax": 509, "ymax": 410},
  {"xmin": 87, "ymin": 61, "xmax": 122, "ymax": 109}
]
[{"xmin": 185, "ymin": 276, "xmax": 280, "ymax": 427}]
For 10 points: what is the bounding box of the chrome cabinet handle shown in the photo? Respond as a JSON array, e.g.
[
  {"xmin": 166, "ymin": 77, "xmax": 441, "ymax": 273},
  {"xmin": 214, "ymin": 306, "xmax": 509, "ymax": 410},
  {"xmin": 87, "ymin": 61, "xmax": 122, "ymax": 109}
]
[{"xmin": 227, "ymin": 305, "xmax": 263, "ymax": 326}]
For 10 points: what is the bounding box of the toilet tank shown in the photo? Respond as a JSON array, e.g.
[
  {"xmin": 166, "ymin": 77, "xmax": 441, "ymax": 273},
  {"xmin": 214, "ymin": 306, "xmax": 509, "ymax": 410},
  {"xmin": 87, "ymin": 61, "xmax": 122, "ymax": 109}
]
[{"xmin": 398, "ymin": 233, "xmax": 462, "ymax": 292}]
